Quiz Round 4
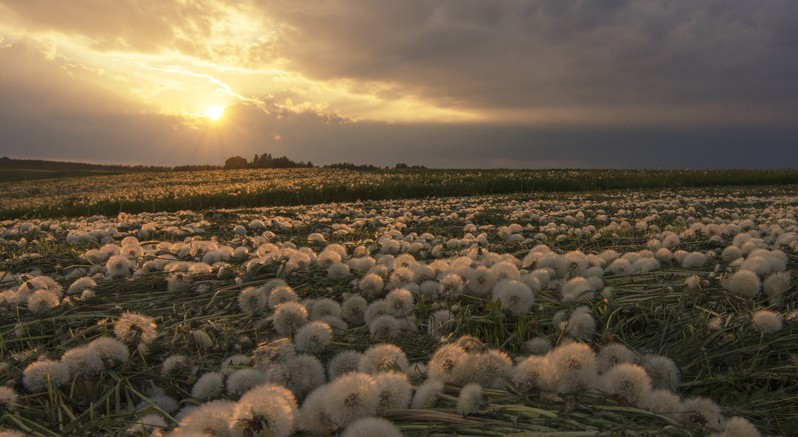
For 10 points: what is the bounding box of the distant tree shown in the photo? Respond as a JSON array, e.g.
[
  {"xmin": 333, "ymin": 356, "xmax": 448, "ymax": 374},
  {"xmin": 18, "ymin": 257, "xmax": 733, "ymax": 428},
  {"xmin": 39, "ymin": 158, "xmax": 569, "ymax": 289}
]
[
  {"xmin": 324, "ymin": 162, "xmax": 379, "ymax": 170},
  {"xmin": 248, "ymin": 152, "xmax": 314, "ymax": 169},
  {"xmin": 224, "ymin": 156, "xmax": 248, "ymax": 169},
  {"xmin": 395, "ymin": 162, "xmax": 409, "ymax": 169}
]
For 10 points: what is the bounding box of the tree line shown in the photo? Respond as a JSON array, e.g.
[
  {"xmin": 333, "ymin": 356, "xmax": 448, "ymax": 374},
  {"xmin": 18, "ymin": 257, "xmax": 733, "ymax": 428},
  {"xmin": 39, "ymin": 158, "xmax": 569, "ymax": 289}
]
[{"xmin": 224, "ymin": 153, "xmax": 425, "ymax": 170}]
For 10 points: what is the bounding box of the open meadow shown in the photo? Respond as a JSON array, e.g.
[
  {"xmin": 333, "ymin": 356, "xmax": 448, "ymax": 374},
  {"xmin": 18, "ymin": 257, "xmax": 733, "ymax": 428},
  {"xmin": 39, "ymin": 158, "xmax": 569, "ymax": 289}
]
[{"xmin": 1, "ymin": 171, "xmax": 797, "ymax": 436}]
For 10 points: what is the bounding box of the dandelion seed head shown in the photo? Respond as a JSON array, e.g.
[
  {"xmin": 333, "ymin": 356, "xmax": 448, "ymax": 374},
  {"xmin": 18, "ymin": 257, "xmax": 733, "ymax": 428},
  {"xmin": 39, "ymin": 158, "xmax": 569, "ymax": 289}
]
[
  {"xmin": 323, "ymin": 372, "xmax": 379, "ymax": 428},
  {"xmin": 385, "ymin": 288, "xmax": 414, "ymax": 316},
  {"xmin": 328, "ymin": 350, "xmax": 363, "ymax": 380},
  {"xmin": 364, "ymin": 299, "xmax": 391, "ymax": 325},
  {"xmin": 608, "ymin": 258, "xmax": 632, "ymax": 275},
  {"xmin": 310, "ymin": 298, "xmax": 342, "ymax": 320},
  {"xmin": 88, "ymin": 336, "xmax": 130, "ymax": 367},
  {"xmin": 763, "ymin": 272, "xmax": 790, "ymax": 298},
  {"xmin": 226, "ymin": 368, "xmax": 267, "ymax": 396},
  {"xmin": 26, "ymin": 289, "xmax": 60, "ymax": 313},
  {"xmin": 368, "ymin": 315, "xmax": 401, "ymax": 339},
  {"xmin": 682, "ymin": 252, "xmax": 708, "ymax": 268},
  {"xmin": 565, "ymin": 310, "xmax": 596, "ymax": 341},
  {"xmin": 221, "ymin": 354, "xmax": 252, "ymax": 376},
  {"xmin": 106, "ymin": 254, "xmax": 133, "ymax": 278},
  {"xmin": 716, "ymin": 416, "xmax": 761, "ymax": 437},
  {"xmin": 428, "ymin": 343, "xmax": 471, "ymax": 383},
  {"xmin": 644, "ymin": 388, "xmax": 683, "ymax": 419},
  {"xmin": 348, "ymin": 256, "xmax": 376, "ymax": 273},
  {"xmin": 342, "ymin": 295, "xmax": 368, "ymax": 325},
  {"xmin": 230, "ymin": 383, "xmax": 298, "ymax": 437},
  {"xmin": 341, "ymin": 417, "xmax": 402, "ymax": 437},
  {"xmin": 596, "ymin": 343, "xmax": 636, "ymax": 374},
  {"xmin": 680, "ymin": 396, "xmax": 724, "ymax": 432},
  {"xmin": 161, "ymin": 354, "xmax": 193, "ymax": 378},
  {"xmin": 752, "ymin": 309, "xmax": 783, "ymax": 334},
  {"xmin": 456, "ymin": 382, "xmax": 484, "ymax": 416},
  {"xmin": 492, "ymin": 279, "xmax": 535, "ymax": 315},
  {"xmin": 0, "ymin": 386, "xmax": 19, "ymax": 412},
  {"xmin": 272, "ymin": 301, "xmax": 308, "ymax": 336},
  {"xmin": 601, "ymin": 363, "xmax": 652, "ymax": 407},
  {"xmin": 23, "ymin": 359, "xmax": 70, "ymax": 392},
  {"xmin": 191, "ymin": 371, "xmax": 225, "ymax": 401},
  {"xmin": 328, "ymin": 262, "xmax": 351, "ymax": 279},
  {"xmin": 523, "ymin": 337, "xmax": 552, "ymax": 355},
  {"xmin": 114, "ymin": 312, "xmax": 157, "ymax": 346},
  {"xmin": 284, "ymin": 354, "xmax": 326, "ymax": 400},
  {"xmin": 61, "ymin": 345, "xmax": 104, "ymax": 379},
  {"xmin": 127, "ymin": 413, "xmax": 167, "ymax": 435},
  {"xmin": 190, "ymin": 329, "xmax": 214, "ymax": 350},
  {"xmin": 411, "ymin": 379, "xmax": 444, "ymax": 409},
  {"xmin": 294, "ymin": 321, "xmax": 333, "ymax": 355},
  {"xmin": 252, "ymin": 337, "xmax": 296, "ymax": 369},
  {"xmin": 238, "ymin": 286, "xmax": 269, "ymax": 315},
  {"xmin": 724, "ymin": 270, "xmax": 761, "ymax": 297},
  {"xmin": 437, "ymin": 273, "xmax": 465, "ymax": 297},
  {"xmin": 389, "ymin": 266, "xmax": 415, "ymax": 285},
  {"xmin": 374, "ymin": 371, "xmax": 413, "ymax": 413},
  {"xmin": 359, "ymin": 343, "xmax": 409, "ymax": 374},
  {"xmin": 548, "ymin": 342, "xmax": 598, "ymax": 394},
  {"xmin": 66, "ymin": 276, "xmax": 96, "ymax": 295},
  {"xmin": 173, "ymin": 399, "xmax": 236, "ymax": 436},
  {"xmin": 268, "ymin": 285, "xmax": 299, "ymax": 308},
  {"xmin": 722, "ymin": 245, "xmax": 743, "ymax": 262},
  {"xmin": 513, "ymin": 354, "xmax": 554, "ymax": 393},
  {"xmin": 468, "ymin": 349, "xmax": 512, "ymax": 388},
  {"xmin": 642, "ymin": 354, "xmax": 681, "ymax": 391}
]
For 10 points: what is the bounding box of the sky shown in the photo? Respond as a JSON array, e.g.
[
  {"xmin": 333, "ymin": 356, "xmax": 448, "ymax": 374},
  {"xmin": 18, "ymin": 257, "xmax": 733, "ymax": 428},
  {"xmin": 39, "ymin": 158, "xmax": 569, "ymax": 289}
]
[{"xmin": 1, "ymin": 0, "xmax": 797, "ymax": 169}]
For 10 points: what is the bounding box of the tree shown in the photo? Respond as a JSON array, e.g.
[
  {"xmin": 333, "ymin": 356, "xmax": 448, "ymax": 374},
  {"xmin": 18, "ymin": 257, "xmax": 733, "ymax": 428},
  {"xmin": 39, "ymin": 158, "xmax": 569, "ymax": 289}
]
[{"xmin": 224, "ymin": 156, "xmax": 248, "ymax": 169}]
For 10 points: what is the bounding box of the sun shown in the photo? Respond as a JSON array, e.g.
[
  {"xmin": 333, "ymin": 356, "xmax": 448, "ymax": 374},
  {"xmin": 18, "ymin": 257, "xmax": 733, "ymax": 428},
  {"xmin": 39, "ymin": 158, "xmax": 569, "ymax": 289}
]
[{"xmin": 206, "ymin": 105, "xmax": 225, "ymax": 121}]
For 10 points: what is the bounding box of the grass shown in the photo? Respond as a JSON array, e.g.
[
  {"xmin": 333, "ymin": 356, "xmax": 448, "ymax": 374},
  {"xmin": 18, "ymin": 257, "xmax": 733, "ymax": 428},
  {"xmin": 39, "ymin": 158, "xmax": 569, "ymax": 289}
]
[
  {"xmin": 0, "ymin": 186, "xmax": 796, "ymax": 435},
  {"xmin": 2, "ymin": 168, "xmax": 797, "ymax": 219}
]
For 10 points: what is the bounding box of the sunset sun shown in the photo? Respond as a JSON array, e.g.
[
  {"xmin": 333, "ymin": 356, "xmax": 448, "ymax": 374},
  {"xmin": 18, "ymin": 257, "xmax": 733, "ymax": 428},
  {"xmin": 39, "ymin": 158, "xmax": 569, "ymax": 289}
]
[{"xmin": 206, "ymin": 105, "xmax": 225, "ymax": 121}]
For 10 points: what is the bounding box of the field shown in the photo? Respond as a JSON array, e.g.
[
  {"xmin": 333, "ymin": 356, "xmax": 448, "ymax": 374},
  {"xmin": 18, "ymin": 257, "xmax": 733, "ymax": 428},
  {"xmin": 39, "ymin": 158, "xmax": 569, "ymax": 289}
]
[
  {"xmin": 0, "ymin": 171, "xmax": 796, "ymax": 436},
  {"xmin": 2, "ymin": 168, "xmax": 797, "ymax": 219}
]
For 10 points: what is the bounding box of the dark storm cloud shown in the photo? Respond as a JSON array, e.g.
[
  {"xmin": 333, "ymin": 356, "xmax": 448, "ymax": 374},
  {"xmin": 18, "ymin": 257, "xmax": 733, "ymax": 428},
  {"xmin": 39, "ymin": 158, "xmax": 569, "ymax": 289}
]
[{"xmin": 264, "ymin": 0, "xmax": 798, "ymax": 115}]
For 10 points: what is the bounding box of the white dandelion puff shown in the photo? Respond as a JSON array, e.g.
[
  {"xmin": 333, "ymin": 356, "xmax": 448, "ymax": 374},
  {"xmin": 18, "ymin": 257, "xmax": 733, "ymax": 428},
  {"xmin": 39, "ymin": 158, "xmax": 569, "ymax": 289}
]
[
  {"xmin": 456, "ymin": 383, "xmax": 484, "ymax": 416},
  {"xmin": 341, "ymin": 417, "xmax": 402, "ymax": 437},
  {"xmin": 359, "ymin": 343, "xmax": 409, "ymax": 374},
  {"xmin": 272, "ymin": 302, "xmax": 308, "ymax": 336},
  {"xmin": 328, "ymin": 350, "xmax": 363, "ymax": 380},
  {"xmin": 294, "ymin": 321, "xmax": 333, "ymax": 355},
  {"xmin": 596, "ymin": 343, "xmax": 636, "ymax": 374},
  {"xmin": 323, "ymin": 372, "xmax": 379, "ymax": 428},
  {"xmin": 191, "ymin": 371, "xmax": 225, "ymax": 401},
  {"xmin": 23, "ymin": 359, "xmax": 70, "ymax": 392},
  {"xmin": 601, "ymin": 363, "xmax": 652, "ymax": 407},
  {"xmin": 513, "ymin": 354, "xmax": 554, "ymax": 393},
  {"xmin": 229, "ymin": 383, "xmax": 298, "ymax": 437},
  {"xmin": 374, "ymin": 371, "xmax": 413, "ymax": 413},
  {"xmin": 88, "ymin": 337, "xmax": 130, "ymax": 367},
  {"xmin": 492, "ymin": 279, "xmax": 535, "ymax": 315},
  {"xmin": 752, "ymin": 310, "xmax": 783, "ymax": 334},
  {"xmin": 411, "ymin": 379, "xmax": 444, "ymax": 409},
  {"xmin": 642, "ymin": 354, "xmax": 680, "ymax": 391},
  {"xmin": 723, "ymin": 270, "xmax": 761, "ymax": 297}
]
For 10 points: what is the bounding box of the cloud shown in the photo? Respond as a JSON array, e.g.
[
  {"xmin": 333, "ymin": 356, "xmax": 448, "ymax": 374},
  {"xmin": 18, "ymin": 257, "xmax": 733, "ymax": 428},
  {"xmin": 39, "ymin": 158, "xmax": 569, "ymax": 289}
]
[
  {"xmin": 0, "ymin": 1, "xmax": 796, "ymax": 169},
  {"xmin": 0, "ymin": 0, "xmax": 279, "ymax": 68},
  {"xmin": 261, "ymin": 0, "xmax": 798, "ymax": 122}
]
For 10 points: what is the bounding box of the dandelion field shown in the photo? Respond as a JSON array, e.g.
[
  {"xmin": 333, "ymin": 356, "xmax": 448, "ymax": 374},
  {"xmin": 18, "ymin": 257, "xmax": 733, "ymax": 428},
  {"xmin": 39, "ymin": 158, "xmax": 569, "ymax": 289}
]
[{"xmin": 1, "ymin": 181, "xmax": 797, "ymax": 436}]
